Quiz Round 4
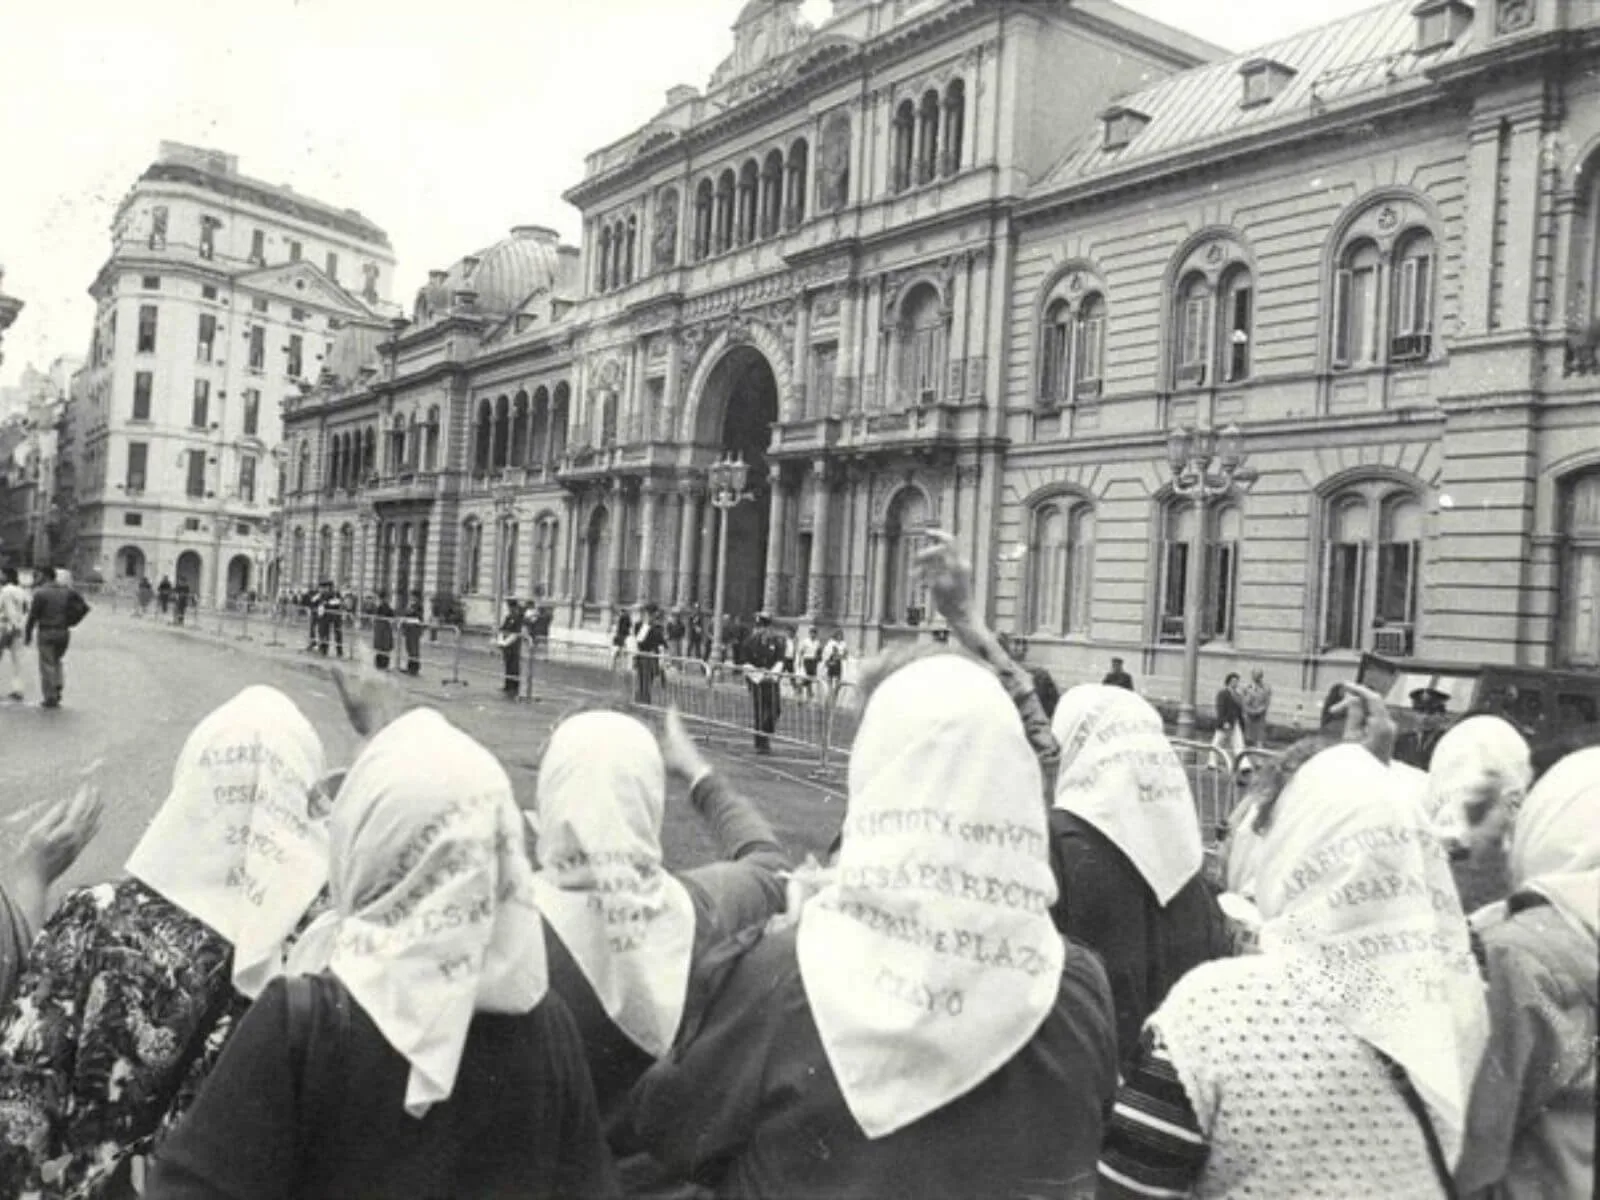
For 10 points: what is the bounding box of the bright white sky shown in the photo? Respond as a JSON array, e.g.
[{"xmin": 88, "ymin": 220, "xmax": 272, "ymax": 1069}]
[{"xmin": 0, "ymin": 0, "xmax": 1376, "ymax": 386}]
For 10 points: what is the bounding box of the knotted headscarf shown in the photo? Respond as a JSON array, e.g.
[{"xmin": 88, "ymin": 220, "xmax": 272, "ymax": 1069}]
[
  {"xmin": 1051, "ymin": 684, "xmax": 1204, "ymax": 905},
  {"xmin": 1502, "ymin": 746, "xmax": 1600, "ymax": 940},
  {"xmin": 1425, "ymin": 715, "xmax": 1532, "ymax": 844},
  {"xmin": 290, "ymin": 708, "xmax": 547, "ymax": 1117},
  {"xmin": 530, "ymin": 711, "xmax": 697, "ymax": 1057},
  {"xmin": 796, "ymin": 653, "xmax": 1064, "ymax": 1139},
  {"xmin": 126, "ymin": 686, "xmax": 328, "ymax": 999}
]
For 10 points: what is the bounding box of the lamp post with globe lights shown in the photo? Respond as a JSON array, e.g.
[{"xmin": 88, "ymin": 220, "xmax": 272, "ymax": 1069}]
[
  {"xmin": 707, "ymin": 453, "xmax": 754, "ymax": 661},
  {"xmin": 1165, "ymin": 422, "xmax": 1258, "ymax": 740}
]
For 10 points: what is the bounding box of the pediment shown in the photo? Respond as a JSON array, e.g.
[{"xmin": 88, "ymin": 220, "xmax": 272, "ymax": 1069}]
[{"xmin": 232, "ymin": 261, "xmax": 373, "ymax": 318}]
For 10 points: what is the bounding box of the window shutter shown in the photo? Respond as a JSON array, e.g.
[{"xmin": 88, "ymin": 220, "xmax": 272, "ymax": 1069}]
[
  {"xmin": 1333, "ymin": 269, "xmax": 1353, "ymax": 365},
  {"xmin": 1414, "ymin": 256, "xmax": 1432, "ymax": 334}
]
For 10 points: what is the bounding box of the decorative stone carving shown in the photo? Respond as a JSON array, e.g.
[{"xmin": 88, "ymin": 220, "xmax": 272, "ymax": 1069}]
[
  {"xmin": 814, "ymin": 289, "xmax": 841, "ymax": 319},
  {"xmin": 653, "ymin": 189, "xmax": 679, "ymax": 270},
  {"xmin": 597, "ymin": 357, "xmax": 624, "ymax": 390},
  {"xmin": 1376, "ymin": 205, "xmax": 1400, "ymax": 232},
  {"xmin": 1497, "ymin": 0, "xmax": 1534, "ymax": 32},
  {"xmin": 819, "ymin": 112, "xmax": 852, "ymax": 213}
]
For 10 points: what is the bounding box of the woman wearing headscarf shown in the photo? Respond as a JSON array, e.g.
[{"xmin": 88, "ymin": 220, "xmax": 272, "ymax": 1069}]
[
  {"xmin": 1455, "ymin": 746, "xmax": 1597, "ymax": 1199},
  {"xmin": 531, "ymin": 707, "xmax": 788, "ymax": 1129},
  {"xmin": 1048, "ymin": 684, "xmax": 1229, "ymax": 1067},
  {"xmin": 1100, "ymin": 742, "xmax": 1490, "ymax": 1198},
  {"xmin": 148, "ymin": 708, "xmax": 618, "ymax": 1200},
  {"xmin": 1425, "ymin": 714, "xmax": 1533, "ymax": 914},
  {"xmin": 0, "ymin": 686, "xmax": 331, "ymax": 1199},
  {"xmin": 629, "ymin": 653, "xmax": 1118, "ymax": 1200}
]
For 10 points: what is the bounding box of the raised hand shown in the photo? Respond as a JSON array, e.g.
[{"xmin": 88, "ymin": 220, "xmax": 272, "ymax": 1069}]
[
  {"xmin": 331, "ymin": 665, "xmax": 409, "ymax": 738},
  {"xmin": 16, "ymin": 782, "xmax": 104, "ymax": 887},
  {"xmin": 1328, "ymin": 682, "xmax": 1398, "ymax": 765},
  {"xmin": 914, "ymin": 529, "xmax": 973, "ymax": 626},
  {"xmin": 658, "ymin": 707, "xmax": 711, "ymax": 785}
]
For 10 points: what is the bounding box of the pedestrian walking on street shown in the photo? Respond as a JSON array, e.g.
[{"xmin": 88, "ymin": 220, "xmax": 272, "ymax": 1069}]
[
  {"xmin": 740, "ymin": 611, "xmax": 784, "ymax": 755},
  {"xmin": 1102, "ymin": 656, "xmax": 1135, "ymax": 691},
  {"xmin": 136, "ymin": 575, "xmax": 154, "ymax": 617},
  {"xmin": 402, "ymin": 592, "xmax": 424, "ymax": 676},
  {"xmin": 156, "ymin": 575, "xmax": 172, "ymax": 617},
  {"xmin": 0, "ymin": 568, "xmax": 27, "ymax": 701},
  {"xmin": 370, "ymin": 594, "xmax": 396, "ymax": 671},
  {"xmin": 23, "ymin": 567, "xmax": 89, "ymax": 710},
  {"xmin": 1241, "ymin": 667, "xmax": 1273, "ymax": 748}
]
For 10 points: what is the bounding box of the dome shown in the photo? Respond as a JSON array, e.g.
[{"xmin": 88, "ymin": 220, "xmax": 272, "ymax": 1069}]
[
  {"xmin": 323, "ymin": 322, "xmax": 386, "ymax": 386},
  {"xmin": 437, "ymin": 226, "xmax": 565, "ymax": 318}
]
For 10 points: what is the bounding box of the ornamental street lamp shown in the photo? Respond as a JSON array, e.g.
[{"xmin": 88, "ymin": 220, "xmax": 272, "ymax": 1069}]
[
  {"xmin": 1165, "ymin": 422, "xmax": 1258, "ymax": 740},
  {"xmin": 708, "ymin": 453, "xmax": 754, "ymax": 661}
]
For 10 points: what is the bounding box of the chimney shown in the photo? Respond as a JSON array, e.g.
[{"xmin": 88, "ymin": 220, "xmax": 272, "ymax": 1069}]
[
  {"xmin": 428, "ymin": 270, "xmax": 448, "ymax": 285},
  {"xmin": 453, "ymin": 290, "xmax": 479, "ymax": 312},
  {"xmin": 511, "ymin": 225, "xmax": 561, "ymax": 246}
]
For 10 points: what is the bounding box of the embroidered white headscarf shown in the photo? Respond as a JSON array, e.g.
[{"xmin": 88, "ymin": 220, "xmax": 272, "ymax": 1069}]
[
  {"xmin": 1504, "ymin": 746, "xmax": 1600, "ymax": 940},
  {"xmin": 797, "ymin": 653, "xmax": 1064, "ymax": 1140},
  {"xmin": 126, "ymin": 685, "xmax": 328, "ymax": 1000},
  {"xmin": 530, "ymin": 711, "xmax": 697, "ymax": 1058},
  {"xmin": 1051, "ymin": 684, "xmax": 1204, "ymax": 905},
  {"xmin": 290, "ymin": 708, "xmax": 547, "ymax": 1117},
  {"xmin": 1251, "ymin": 743, "xmax": 1489, "ymax": 1163},
  {"xmin": 1425, "ymin": 715, "xmax": 1532, "ymax": 843}
]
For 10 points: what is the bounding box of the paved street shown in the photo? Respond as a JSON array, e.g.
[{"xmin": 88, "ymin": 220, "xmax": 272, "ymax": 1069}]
[{"xmin": 0, "ymin": 614, "xmax": 846, "ymax": 898}]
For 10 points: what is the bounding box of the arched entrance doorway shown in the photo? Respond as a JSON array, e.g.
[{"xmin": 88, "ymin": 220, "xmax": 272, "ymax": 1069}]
[
  {"xmin": 226, "ymin": 554, "xmax": 252, "ymax": 600},
  {"xmin": 115, "ymin": 545, "xmax": 145, "ymax": 580},
  {"xmin": 696, "ymin": 345, "xmax": 779, "ymax": 618},
  {"xmin": 175, "ymin": 551, "xmax": 203, "ymax": 594}
]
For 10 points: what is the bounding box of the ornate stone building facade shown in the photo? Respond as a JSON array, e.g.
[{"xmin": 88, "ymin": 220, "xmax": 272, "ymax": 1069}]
[{"xmin": 280, "ymin": 0, "xmax": 1600, "ymax": 716}]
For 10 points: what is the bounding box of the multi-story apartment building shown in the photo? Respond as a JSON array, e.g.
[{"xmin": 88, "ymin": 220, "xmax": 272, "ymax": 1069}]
[
  {"xmin": 71, "ymin": 141, "xmax": 397, "ymax": 603},
  {"xmin": 280, "ymin": 0, "xmax": 1600, "ymax": 719}
]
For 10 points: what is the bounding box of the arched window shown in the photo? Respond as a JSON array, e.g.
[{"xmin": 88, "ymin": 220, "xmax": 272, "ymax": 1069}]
[
  {"xmin": 584, "ymin": 506, "xmax": 610, "ymax": 603},
  {"xmin": 737, "ymin": 160, "xmax": 760, "ymax": 245},
  {"xmin": 1333, "ymin": 239, "xmax": 1382, "ymax": 368},
  {"xmin": 461, "ymin": 519, "xmax": 483, "ymax": 594},
  {"xmin": 694, "ymin": 179, "xmax": 714, "ymax": 260},
  {"xmin": 1158, "ymin": 500, "xmax": 1241, "ymax": 643},
  {"xmin": 942, "ymin": 79, "xmax": 965, "ymax": 176},
  {"xmin": 1560, "ymin": 469, "xmax": 1600, "ymax": 667},
  {"xmin": 598, "ymin": 226, "xmax": 612, "ymax": 293},
  {"xmin": 407, "ymin": 413, "xmax": 421, "ymax": 470},
  {"xmin": 1026, "ymin": 498, "xmax": 1094, "ymax": 636},
  {"xmin": 600, "ymin": 391, "xmax": 619, "ymax": 447},
  {"xmin": 883, "ymin": 488, "xmax": 930, "ymax": 623},
  {"xmin": 917, "ymin": 90, "xmax": 940, "ymax": 185},
  {"xmin": 362, "ymin": 427, "xmax": 376, "ymax": 480},
  {"xmin": 1038, "ymin": 291, "xmax": 1106, "ymax": 406},
  {"xmin": 492, "ymin": 396, "xmax": 511, "ymax": 469},
  {"xmin": 1318, "ymin": 480, "xmax": 1424, "ymax": 654},
  {"xmin": 529, "ymin": 387, "xmax": 550, "ymax": 468},
  {"xmin": 1390, "ymin": 229, "xmax": 1435, "ymax": 362},
  {"xmin": 389, "ymin": 414, "xmax": 406, "ymax": 474},
  {"xmin": 893, "ymin": 100, "xmax": 916, "ymax": 193},
  {"xmin": 786, "ymin": 138, "xmax": 809, "ymax": 229},
  {"xmin": 1040, "ymin": 301, "xmax": 1071, "ymax": 405},
  {"xmin": 425, "ymin": 405, "xmax": 441, "ymax": 471},
  {"xmin": 715, "ymin": 170, "xmax": 736, "ymax": 254},
  {"xmin": 511, "ymin": 391, "xmax": 530, "ymax": 466},
  {"xmin": 337, "ymin": 524, "xmax": 354, "ymax": 587},
  {"xmin": 474, "ymin": 400, "xmax": 493, "ymax": 472},
  {"xmin": 551, "ymin": 383, "xmax": 570, "ymax": 462},
  {"xmin": 327, "ymin": 437, "xmax": 342, "ymax": 493},
  {"xmin": 1174, "ymin": 272, "xmax": 1211, "ymax": 386},
  {"xmin": 898, "ymin": 283, "xmax": 946, "ymax": 406},
  {"xmin": 623, "ymin": 216, "xmax": 637, "ymax": 285},
  {"xmin": 1219, "ymin": 266, "xmax": 1254, "ymax": 383},
  {"xmin": 761, "ymin": 150, "xmax": 784, "ymax": 238}
]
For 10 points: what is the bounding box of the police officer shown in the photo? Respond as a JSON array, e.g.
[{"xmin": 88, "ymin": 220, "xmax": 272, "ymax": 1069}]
[{"xmin": 739, "ymin": 610, "xmax": 784, "ymax": 754}]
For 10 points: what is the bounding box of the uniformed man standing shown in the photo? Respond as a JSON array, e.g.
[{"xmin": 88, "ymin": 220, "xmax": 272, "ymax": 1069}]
[{"xmin": 739, "ymin": 610, "xmax": 784, "ymax": 754}]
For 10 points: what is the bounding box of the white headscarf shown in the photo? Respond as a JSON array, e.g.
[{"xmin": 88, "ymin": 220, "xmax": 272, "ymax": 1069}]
[
  {"xmin": 1425, "ymin": 715, "xmax": 1532, "ymax": 838},
  {"xmin": 290, "ymin": 708, "xmax": 547, "ymax": 1118},
  {"xmin": 1253, "ymin": 743, "xmax": 1489, "ymax": 1163},
  {"xmin": 796, "ymin": 653, "xmax": 1064, "ymax": 1140},
  {"xmin": 530, "ymin": 711, "xmax": 697, "ymax": 1058},
  {"xmin": 1504, "ymin": 747, "xmax": 1600, "ymax": 940},
  {"xmin": 1051, "ymin": 684, "xmax": 1204, "ymax": 905},
  {"xmin": 125, "ymin": 685, "xmax": 328, "ymax": 1000}
]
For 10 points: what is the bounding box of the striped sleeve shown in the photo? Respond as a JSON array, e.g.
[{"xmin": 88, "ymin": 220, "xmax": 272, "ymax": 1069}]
[{"xmin": 1098, "ymin": 1027, "xmax": 1210, "ymax": 1199}]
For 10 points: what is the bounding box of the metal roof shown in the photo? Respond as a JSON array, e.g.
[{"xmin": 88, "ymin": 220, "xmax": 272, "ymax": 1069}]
[{"xmin": 1043, "ymin": 0, "xmax": 1477, "ymax": 189}]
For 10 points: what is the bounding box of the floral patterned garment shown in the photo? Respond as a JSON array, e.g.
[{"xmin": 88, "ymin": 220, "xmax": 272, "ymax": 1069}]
[{"xmin": 0, "ymin": 879, "xmax": 244, "ymax": 1200}]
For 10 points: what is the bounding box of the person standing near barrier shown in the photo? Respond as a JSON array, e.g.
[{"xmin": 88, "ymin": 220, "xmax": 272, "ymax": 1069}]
[
  {"xmin": 1241, "ymin": 667, "xmax": 1273, "ymax": 748},
  {"xmin": 0, "ymin": 568, "xmax": 28, "ymax": 702},
  {"xmin": 156, "ymin": 576, "xmax": 172, "ymax": 617},
  {"xmin": 315, "ymin": 581, "xmax": 345, "ymax": 658},
  {"xmin": 666, "ymin": 607, "xmax": 686, "ymax": 660},
  {"xmin": 173, "ymin": 580, "xmax": 191, "ymax": 626},
  {"xmin": 401, "ymin": 592, "xmax": 424, "ymax": 675},
  {"xmin": 739, "ymin": 612, "xmax": 785, "ymax": 755},
  {"xmin": 497, "ymin": 599, "xmax": 524, "ymax": 697},
  {"xmin": 821, "ymin": 629, "xmax": 847, "ymax": 698},
  {"xmin": 23, "ymin": 567, "xmax": 89, "ymax": 710},
  {"xmin": 797, "ymin": 626, "xmax": 821, "ymax": 700},
  {"xmin": 634, "ymin": 606, "xmax": 667, "ymax": 706},
  {"xmin": 370, "ymin": 593, "xmax": 396, "ymax": 671},
  {"xmin": 687, "ymin": 605, "xmax": 706, "ymax": 661},
  {"xmin": 1210, "ymin": 673, "xmax": 1246, "ymax": 770}
]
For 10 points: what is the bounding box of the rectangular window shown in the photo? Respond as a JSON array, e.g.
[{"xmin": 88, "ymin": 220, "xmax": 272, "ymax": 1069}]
[
  {"xmin": 202, "ymin": 284, "xmax": 218, "ymax": 301},
  {"xmin": 191, "ymin": 379, "xmax": 210, "ymax": 428},
  {"xmin": 1335, "ymin": 265, "xmax": 1377, "ymax": 366},
  {"xmin": 1206, "ymin": 541, "xmax": 1238, "ymax": 640},
  {"xmin": 287, "ymin": 334, "xmax": 303, "ymax": 378},
  {"xmin": 1159, "ymin": 541, "xmax": 1188, "ymax": 642},
  {"xmin": 288, "ymin": 240, "xmax": 302, "ymax": 262},
  {"xmin": 907, "ymin": 326, "xmax": 944, "ymax": 405},
  {"xmin": 186, "ymin": 450, "xmax": 206, "ymax": 498},
  {"xmin": 1396, "ymin": 254, "xmax": 1433, "ymax": 336},
  {"xmin": 250, "ymin": 229, "xmax": 265, "ymax": 264},
  {"xmin": 1375, "ymin": 540, "xmax": 1419, "ymax": 626},
  {"xmin": 1224, "ymin": 283, "xmax": 1252, "ymax": 382},
  {"xmin": 141, "ymin": 275, "xmax": 161, "ymax": 290},
  {"xmin": 199, "ymin": 218, "xmax": 215, "ymax": 260},
  {"xmin": 197, "ymin": 313, "xmax": 216, "ymax": 362},
  {"xmin": 1041, "ymin": 320, "xmax": 1069, "ymax": 403},
  {"xmin": 149, "ymin": 206, "xmax": 168, "ymax": 249},
  {"xmin": 325, "ymin": 252, "xmax": 339, "ymax": 282},
  {"xmin": 242, "ymin": 388, "xmax": 261, "ymax": 436},
  {"xmin": 185, "ymin": 516, "xmax": 202, "ymax": 532},
  {"xmin": 252, "ymin": 297, "xmax": 269, "ymax": 314},
  {"xmin": 1322, "ymin": 541, "xmax": 1366, "ymax": 650},
  {"xmin": 125, "ymin": 442, "xmax": 148, "ymax": 492},
  {"xmin": 1074, "ymin": 311, "xmax": 1105, "ymax": 392},
  {"xmin": 290, "ymin": 306, "xmax": 308, "ymax": 324},
  {"xmin": 239, "ymin": 455, "xmax": 257, "ymax": 503},
  {"xmin": 1179, "ymin": 295, "xmax": 1209, "ymax": 368},
  {"xmin": 137, "ymin": 304, "xmax": 158, "ymax": 353},
  {"xmin": 132, "ymin": 371, "xmax": 153, "ymax": 420},
  {"xmin": 123, "ymin": 513, "xmax": 143, "ymax": 527},
  {"xmin": 248, "ymin": 326, "xmax": 265, "ymax": 371}
]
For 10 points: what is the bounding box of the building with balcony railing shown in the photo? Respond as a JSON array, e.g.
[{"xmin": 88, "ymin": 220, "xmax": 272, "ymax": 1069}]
[{"xmin": 68, "ymin": 142, "xmax": 397, "ymax": 604}]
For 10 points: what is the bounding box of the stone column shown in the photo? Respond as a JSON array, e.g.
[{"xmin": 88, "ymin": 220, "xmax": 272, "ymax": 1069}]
[
  {"xmin": 559, "ymin": 494, "xmax": 578, "ymax": 599},
  {"xmin": 762, "ymin": 463, "xmax": 786, "ymax": 612},
  {"xmin": 866, "ymin": 530, "xmax": 885, "ymax": 623},
  {"xmin": 789, "ymin": 295, "xmax": 812, "ymax": 421},
  {"xmin": 674, "ymin": 482, "xmax": 700, "ymax": 606},
  {"xmin": 604, "ymin": 487, "xmax": 626, "ymax": 607},
  {"xmin": 807, "ymin": 459, "xmax": 832, "ymax": 615},
  {"xmin": 836, "ymin": 280, "xmax": 859, "ymax": 416},
  {"xmin": 639, "ymin": 482, "xmax": 661, "ymax": 603}
]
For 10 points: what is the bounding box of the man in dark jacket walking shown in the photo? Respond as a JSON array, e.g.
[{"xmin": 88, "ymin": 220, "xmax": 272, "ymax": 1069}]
[{"xmin": 24, "ymin": 568, "xmax": 89, "ymax": 709}]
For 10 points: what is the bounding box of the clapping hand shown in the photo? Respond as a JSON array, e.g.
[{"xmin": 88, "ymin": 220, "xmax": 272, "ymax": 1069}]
[
  {"xmin": 914, "ymin": 530, "xmax": 973, "ymax": 627},
  {"xmin": 658, "ymin": 707, "xmax": 711, "ymax": 785},
  {"xmin": 1328, "ymin": 682, "xmax": 1398, "ymax": 765},
  {"xmin": 15, "ymin": 782, "xmax": 104, "ymax": 888}
]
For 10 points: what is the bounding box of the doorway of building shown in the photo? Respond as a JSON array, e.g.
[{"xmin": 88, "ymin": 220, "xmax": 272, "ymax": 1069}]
[
  {"xmin": 226, "ymin": 554, "xmax": 252, "ymax": 601},
  {"xmin": 116, "ymin": 545, "xmax": 146, "ymax": 580},
  {"xmin": 175, "ymin": 550, "xmax": 203, "ymax": 595}
]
